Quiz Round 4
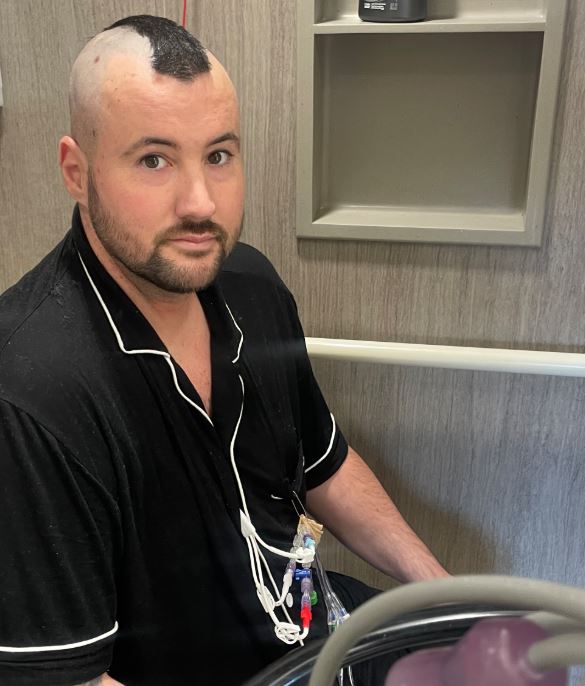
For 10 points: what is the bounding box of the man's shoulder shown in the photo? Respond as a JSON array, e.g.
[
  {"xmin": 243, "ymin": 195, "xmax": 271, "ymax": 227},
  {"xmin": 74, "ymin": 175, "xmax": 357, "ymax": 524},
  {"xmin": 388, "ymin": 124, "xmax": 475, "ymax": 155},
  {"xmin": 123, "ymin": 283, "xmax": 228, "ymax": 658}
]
[
  {"xmin": 218, "ymin": 242, "xmax": 298, "ymax": 319},
  {"xmin": 0, "ymin": 234, "xmax": 92, "ymax": 408},
  {"xmin": 220, "ymin": 242, "xmax": 286, "ymax": 290},
  {"xmin": 218, "ymin": 242, "xmax": 303, "ymax": 339},
  {"xmin": 0, "ymin": 237, "xmax": 72, "ymax": 354}
]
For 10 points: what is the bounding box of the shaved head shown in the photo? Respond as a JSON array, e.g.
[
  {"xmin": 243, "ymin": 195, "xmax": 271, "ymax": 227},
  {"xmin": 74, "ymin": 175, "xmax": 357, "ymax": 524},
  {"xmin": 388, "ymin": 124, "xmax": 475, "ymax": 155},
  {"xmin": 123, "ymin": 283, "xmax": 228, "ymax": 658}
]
[
  {"xmin": 69, "ymin": 15, "xmax": 211, "ymax": 157},
  {"xmin": 61, "ymin": 15, "xmax": 243, "ymax": 299}
]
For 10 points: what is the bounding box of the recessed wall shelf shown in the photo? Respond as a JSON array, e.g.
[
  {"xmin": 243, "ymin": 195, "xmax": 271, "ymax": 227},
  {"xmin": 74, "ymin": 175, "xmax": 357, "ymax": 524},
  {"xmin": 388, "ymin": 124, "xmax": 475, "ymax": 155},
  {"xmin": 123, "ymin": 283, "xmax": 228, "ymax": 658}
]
[{"xmin": 297, "ymin": 0, "xmax": 568, "ymax": 246}]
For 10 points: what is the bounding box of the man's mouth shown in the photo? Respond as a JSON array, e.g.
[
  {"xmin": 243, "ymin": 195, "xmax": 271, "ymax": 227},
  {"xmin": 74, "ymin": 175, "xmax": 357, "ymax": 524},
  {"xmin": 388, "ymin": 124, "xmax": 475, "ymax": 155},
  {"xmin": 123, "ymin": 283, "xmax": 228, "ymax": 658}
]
[{"xmin": 167, "ymin": 233, "xmax": 218, "ymax": 249}]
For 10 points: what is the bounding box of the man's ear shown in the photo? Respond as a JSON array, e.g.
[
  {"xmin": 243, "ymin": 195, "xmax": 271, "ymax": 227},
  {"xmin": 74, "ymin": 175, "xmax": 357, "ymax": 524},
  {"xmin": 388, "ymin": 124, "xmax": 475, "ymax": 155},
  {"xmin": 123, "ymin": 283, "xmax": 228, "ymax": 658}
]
[{"xmin": 59, "ymin": 136, "xmax": 88, "ymax": 205}]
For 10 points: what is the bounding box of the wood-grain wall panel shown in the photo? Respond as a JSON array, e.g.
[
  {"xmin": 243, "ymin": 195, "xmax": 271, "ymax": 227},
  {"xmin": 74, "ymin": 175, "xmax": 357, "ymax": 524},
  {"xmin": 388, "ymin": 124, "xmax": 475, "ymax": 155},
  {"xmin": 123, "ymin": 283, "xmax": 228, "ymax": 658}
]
[
  {"xmin": 189, "ymin": 0, "xmax": 585, "ymax": 589},
  {"xmin": 0, "ymin": 0, "xmax": 179, "ymax": 288},
  {"xmin": 313, "ymin": 359, "xmax": 585, "ymax": 590},
  {"xmin": 189, "ymin": 0, "xmax": 298, "ymax": 287}
]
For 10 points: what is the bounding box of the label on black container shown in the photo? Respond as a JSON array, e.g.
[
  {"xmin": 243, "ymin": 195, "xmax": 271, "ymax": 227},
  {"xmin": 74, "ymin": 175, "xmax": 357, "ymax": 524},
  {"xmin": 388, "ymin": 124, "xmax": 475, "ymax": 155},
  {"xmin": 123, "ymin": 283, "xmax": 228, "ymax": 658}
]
[
  {"xmin": 363, "ymin": 2, "xmax": 388, "ymax": 9},
  {"xmin": 362, "ymin": 2, "xmax": 401, "ymax": 12},
  {"xmin": 360, "ymin": 0, "xmax": 426, "ymax": 21}
]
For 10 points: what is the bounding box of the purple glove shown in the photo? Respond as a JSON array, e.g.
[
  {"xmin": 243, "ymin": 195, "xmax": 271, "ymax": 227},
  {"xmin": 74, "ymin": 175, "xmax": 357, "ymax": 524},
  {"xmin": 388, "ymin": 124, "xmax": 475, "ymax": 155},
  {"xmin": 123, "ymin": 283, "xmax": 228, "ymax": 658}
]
[{"xmin": 385, "ymin": 618, "xmax": 567, "ymax": 686}]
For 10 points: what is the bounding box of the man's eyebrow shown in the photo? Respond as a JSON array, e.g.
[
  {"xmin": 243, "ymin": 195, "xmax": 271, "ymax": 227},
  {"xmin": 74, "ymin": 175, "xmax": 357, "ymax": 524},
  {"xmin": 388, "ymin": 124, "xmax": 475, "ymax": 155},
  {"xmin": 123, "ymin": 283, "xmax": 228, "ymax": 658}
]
[
  {"xmin": 121, "ymin": 133, "xmax": 240, "ymax": 157},
  {"xmin": 122, "ymin": 137, "xmax": 179, "ymax": 157},
  {"xmin": 209, "ymin": 132, "xmax": 240, "ymax": 149}
]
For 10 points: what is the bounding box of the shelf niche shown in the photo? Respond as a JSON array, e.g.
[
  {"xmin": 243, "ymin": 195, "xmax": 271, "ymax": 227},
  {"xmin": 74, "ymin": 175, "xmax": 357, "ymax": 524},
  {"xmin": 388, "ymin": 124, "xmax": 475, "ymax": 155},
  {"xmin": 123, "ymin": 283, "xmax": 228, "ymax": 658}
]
[{"xmin": 297, "ymin": 0, "xmax": 568, "ymax": 246}]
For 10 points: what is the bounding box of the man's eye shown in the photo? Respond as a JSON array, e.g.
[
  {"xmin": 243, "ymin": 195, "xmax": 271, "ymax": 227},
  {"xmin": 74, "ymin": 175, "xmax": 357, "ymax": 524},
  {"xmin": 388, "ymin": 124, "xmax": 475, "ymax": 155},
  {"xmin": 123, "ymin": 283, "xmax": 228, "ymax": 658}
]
[
  {"xmin": 208, "ymin": 150, "xmax": 232, "ymax": 166},
  {"xmin": 141, "ymin": 155, "xmax": 168, "ymax": 170}
]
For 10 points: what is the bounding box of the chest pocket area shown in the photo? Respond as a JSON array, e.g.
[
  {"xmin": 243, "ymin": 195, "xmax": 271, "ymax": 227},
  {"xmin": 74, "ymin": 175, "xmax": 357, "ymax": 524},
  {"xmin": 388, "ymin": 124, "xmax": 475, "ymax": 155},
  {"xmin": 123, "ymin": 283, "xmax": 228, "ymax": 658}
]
[{"xmin": 238, "ymin": 351, "xmax": 303, "ymax": 499}]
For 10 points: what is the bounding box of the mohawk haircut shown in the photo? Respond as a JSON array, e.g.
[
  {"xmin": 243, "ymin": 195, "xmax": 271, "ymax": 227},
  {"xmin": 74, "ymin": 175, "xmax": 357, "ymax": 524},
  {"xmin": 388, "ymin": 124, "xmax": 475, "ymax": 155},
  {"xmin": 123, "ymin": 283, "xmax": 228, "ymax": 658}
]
[{"xmin": 104, "ymin": 14, "xmax": 210, "ymax": 80}]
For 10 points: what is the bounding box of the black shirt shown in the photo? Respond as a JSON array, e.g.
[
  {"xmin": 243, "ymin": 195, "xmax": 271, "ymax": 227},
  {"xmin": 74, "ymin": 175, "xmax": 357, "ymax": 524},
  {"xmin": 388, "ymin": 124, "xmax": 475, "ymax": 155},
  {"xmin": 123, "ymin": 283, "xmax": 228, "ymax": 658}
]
[{"xmin": 0, "ymin": 207, "xmax": 348, "ymax": 686}]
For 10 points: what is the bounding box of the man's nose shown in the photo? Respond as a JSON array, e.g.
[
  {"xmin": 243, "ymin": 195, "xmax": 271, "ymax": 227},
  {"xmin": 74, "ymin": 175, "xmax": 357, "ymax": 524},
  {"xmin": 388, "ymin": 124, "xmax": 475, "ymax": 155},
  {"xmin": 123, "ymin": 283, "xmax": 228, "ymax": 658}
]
[{"xmin": 175, "ymin": 171, "xmax": 216, "ymax": 221}]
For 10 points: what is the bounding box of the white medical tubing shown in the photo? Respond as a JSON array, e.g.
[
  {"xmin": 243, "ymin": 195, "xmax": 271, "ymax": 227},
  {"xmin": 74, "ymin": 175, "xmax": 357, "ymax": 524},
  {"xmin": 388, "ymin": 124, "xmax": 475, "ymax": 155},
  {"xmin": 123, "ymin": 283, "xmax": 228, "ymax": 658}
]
[
  {"xmin": 80, "ymin": 251, "xmax": 313, "ymax": 646},
  {"xmin": 232, "ymin": 375, "xmax": 310, "ymax": 644},
  {"xmin": 528, "ymin": 633, "xmax": 585, "ymax": 671},
  {"xmin": 308, "ymin": 576, "xmax": 585, "ymax": 686}
]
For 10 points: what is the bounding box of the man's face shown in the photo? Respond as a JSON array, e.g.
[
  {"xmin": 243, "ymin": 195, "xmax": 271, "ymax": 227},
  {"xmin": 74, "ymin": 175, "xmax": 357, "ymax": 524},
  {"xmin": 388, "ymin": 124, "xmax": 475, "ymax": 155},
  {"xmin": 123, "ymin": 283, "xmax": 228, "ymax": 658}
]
[{"xmin": 85, "ymin": 55, "xmax": 244, "ymax": 293}]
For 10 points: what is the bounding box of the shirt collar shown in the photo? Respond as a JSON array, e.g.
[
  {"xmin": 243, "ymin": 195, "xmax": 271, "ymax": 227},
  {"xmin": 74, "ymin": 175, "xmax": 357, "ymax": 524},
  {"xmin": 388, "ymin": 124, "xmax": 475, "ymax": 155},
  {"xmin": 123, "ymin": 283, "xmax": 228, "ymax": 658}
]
[{"xmin": 70, "ymin": 205, "xmax": 243, "ymax": 362}]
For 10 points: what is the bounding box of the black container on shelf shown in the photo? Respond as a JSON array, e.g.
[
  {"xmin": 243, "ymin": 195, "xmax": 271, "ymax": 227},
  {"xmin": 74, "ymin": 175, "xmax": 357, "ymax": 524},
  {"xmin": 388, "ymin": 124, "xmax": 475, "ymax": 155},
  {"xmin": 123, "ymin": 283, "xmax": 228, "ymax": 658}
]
[{"xmin": 359, "ymin": 0, "xmax": 427, "ymax": 22}]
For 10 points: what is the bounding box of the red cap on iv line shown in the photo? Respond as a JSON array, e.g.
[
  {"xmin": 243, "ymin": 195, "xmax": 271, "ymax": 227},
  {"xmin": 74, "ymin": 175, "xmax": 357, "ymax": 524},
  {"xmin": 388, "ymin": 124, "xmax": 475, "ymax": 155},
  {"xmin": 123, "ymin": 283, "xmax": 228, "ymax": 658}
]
[
  {"xmin": 300, "ymin": 605, "xmax": 312, "ymax": 630},
  {"xmin": 182, "ymin": 0, "xmax": 187, "ymax": 28}
]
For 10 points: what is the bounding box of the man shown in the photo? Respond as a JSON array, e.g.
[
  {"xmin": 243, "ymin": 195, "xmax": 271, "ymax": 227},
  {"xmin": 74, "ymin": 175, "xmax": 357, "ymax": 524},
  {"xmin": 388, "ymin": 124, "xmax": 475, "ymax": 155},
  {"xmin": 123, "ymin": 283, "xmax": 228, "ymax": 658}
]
[{"xmin": 0, "ymin": 15, "xmax": 447, "ymax": 686}]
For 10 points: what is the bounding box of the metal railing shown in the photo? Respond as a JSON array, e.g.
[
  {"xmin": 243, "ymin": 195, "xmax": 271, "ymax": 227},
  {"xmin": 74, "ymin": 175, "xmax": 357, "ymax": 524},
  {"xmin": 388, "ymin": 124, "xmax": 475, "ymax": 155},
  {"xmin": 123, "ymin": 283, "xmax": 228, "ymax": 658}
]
[{"xmin": 306, "ymin": 338, "xmax": 585, "ymax": 378}]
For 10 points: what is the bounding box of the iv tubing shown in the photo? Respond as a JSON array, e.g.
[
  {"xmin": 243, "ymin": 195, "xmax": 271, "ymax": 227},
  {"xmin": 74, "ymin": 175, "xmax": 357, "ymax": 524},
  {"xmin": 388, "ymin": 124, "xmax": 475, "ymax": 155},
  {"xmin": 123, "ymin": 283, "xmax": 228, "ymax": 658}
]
[
  {"xmin": 528, "ymin": 633, "xmax": 585, "ymax": 672},
  {"xmin": 307, "ymin": 576, "xmax": 585, "ymax": 686},
  {"xmin": 231, "ymin": 375, "xmax": 307, "ymax": 644}
]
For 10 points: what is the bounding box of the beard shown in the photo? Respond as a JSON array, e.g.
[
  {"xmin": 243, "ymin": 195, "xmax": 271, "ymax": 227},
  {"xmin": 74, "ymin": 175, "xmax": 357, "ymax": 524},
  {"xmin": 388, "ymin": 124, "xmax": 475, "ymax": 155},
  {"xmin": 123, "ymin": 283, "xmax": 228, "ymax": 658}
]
[{"xmin": 87, "ymin": 170, "xmax": 240, "ymax": 293}]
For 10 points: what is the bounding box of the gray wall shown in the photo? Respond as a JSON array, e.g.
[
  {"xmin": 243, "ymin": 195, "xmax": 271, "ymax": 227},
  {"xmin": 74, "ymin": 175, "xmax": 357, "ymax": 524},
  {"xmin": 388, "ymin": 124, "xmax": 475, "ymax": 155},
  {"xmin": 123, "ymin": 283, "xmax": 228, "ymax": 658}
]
[{"xmin": 1, "ymin": 1, "xmax": 584, "ymax": 594}]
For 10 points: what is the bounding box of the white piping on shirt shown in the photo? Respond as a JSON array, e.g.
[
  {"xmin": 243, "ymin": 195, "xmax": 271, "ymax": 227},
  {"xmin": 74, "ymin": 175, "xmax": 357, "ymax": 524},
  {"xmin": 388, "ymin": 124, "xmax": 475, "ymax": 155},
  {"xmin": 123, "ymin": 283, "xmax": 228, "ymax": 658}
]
[
  {"xmin": 304, "ymin": 413, "xmax": 336, "ymax": 474},
  {"xmin": 223, "ymin": 301, "xmax": 243, "ymax": 364},
  {"xmin": 77, "ymin": 252, "xmax": 213, "ymax": 427},
  {"xmin": 77, "ymin": 248, "xmax": 337, "ymax": 645},
  {"xmin": 0, "ymin": 622, "xmax": 118, "ymax": 653},
  {"xmin": 224, "ymin": 284, "xmax": 338, "ymax": 477}
]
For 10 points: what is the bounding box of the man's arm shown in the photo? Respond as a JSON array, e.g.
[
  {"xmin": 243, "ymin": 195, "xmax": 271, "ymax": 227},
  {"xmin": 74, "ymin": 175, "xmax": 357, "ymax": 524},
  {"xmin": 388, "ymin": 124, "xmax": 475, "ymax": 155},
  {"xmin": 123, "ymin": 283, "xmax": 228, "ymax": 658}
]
[
  {"xmin": 0, "ymin": 399, "xmax": 119, "ymax": 686},
  {"xmin": 306, "ymin": 446, "xmax": 449, "ymax": 583}
]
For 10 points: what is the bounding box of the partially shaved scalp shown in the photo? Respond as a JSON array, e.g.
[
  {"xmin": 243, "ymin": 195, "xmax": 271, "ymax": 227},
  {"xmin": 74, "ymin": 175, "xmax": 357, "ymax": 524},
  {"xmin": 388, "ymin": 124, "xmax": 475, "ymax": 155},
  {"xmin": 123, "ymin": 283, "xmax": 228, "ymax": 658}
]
[{"xmin": 69, "ymin": 15, "xmax": 211, "ymax": 157}]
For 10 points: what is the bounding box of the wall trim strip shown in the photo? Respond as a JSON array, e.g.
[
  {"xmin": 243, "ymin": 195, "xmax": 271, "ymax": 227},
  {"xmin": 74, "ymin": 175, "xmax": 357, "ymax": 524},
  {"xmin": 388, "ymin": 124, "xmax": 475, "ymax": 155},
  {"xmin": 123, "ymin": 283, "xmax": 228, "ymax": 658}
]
[{"xmin": 306, "ymin": 338, "xmax": 585, "ymax": 377}]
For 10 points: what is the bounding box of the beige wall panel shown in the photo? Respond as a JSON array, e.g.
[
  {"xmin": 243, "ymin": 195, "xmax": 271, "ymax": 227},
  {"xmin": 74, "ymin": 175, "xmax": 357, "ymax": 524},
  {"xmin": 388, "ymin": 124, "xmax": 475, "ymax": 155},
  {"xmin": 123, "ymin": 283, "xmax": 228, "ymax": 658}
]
[
  {"xmin": 190, "ymin": 0, "xmax": 585, "ymax": 589},
  {"xmin": 189, "ymin": 0, "xmax": 298, "ymax": 287},
  {"xmin": 0, "ymin": 0, "xmax": 179, "ymax": 289},
  {"xmin": 193, "ymin": 1, "xmax": 585, "ymax": 353},
  {"xmin": 1, "ymin": 0, "xmax": 585, "ymax": 596},
  {"xmin": 313, "ymin": 359, "xmax": 585, "ymax": 591}
]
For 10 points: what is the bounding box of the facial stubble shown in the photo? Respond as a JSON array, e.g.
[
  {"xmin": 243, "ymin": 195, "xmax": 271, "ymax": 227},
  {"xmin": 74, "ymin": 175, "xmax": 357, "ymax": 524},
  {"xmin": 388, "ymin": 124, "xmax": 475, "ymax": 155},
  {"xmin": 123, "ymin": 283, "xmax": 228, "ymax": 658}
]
[{"xmin": 87, "ymin": 170, "xmax": 239, "ymax": 293}]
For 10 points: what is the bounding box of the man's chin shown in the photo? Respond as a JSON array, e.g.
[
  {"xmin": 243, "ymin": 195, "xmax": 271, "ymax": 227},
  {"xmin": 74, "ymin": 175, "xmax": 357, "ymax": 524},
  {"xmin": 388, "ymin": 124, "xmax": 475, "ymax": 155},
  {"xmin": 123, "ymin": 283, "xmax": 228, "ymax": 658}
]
[{"xmin": 159, "ymin": 256, "xmax": 225, "ymax": 293}]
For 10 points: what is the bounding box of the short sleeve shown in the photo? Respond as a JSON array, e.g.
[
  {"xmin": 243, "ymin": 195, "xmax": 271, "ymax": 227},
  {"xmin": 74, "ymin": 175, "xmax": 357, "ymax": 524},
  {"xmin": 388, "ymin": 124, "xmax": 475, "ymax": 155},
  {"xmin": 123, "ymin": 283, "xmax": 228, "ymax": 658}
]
[
  {"xmin": 220, "ymin": 243, "xmax": 350, "ymax": 493},
  {"xmin": 0, "ymin": 399, "xmax": 119, "ymax": 686},
  {"xmin": 297, "ymin": 363, "xmax": 348, "ymax": 490},
  {"xmin": 282, "ymin": 294, "xmax": 349, "ymax": 490}
]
